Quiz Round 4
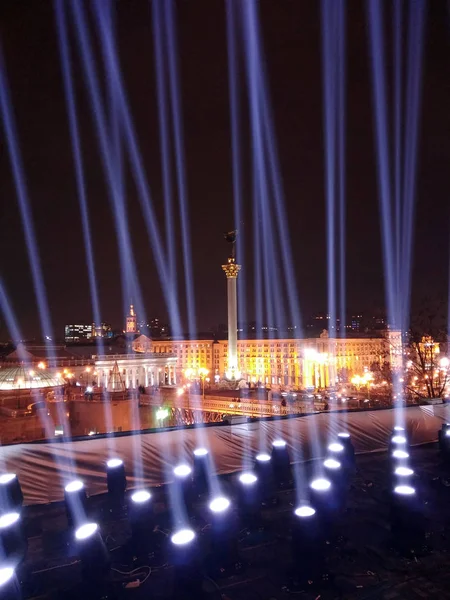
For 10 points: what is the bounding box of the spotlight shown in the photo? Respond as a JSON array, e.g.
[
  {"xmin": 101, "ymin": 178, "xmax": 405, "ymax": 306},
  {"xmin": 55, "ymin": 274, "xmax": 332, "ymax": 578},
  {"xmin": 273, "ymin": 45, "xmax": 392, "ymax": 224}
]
[
  {"xmin": 392, "ymin": 449, "xmax": 409, "ymax": 460},
  {"xmin": 394, "ymin": 484, "xmax": 415, "ymax": 495},
  {"xmin": 173, "ymin": 464, "xmax": 193, "ymax": 509},
  {"xmin": 237, "ymin": 472, "xmax": 260, "ymax": 529},
  {"xmin": 171, "ymin": 529, "xmax": 195, "ymax": 545},
  {"xmin": 239, "ymin": 473, "xmax": 257, "ymax": 485},
  {"xmin": 328, "ymin": 443, "xmax": 344, "ymax": 454},
  {"xmin": 106, "ymin": 458, "xmax": 126, "ymax": 499},
  {"xmin": 337, "ymin": 433, "xmax": 356, "ymax": 469},
  {"xmin": 193, "ymin": 448, "xmax": 208, "ymax": 457},
  {"xmin": 394, "ymin": 425, "xmax": 405, "ymax": 432},
  {"xmin": 391, "ymin": 435, "xmax": 407, "ymax": 445},
  {"xmin": 389, "ymin": 484, "xmax": 424, "ymax": 554},
  {"xmin": 128, "ymin": 490, "xmax": 156, "ymax": 555},
  {"xmin": 207, "ymin": 496, "xmax": 240, "ymax": 576},
  {"xmin": 170, "ymin": 529, "xmax": 203, "ymax": 599},
  {"xmin": 395, "ymin": 466, "xmax": 414, "ymax": 477},
  {"xmin": 193, "ymin": 448, "xmax": 210, "ymax": 495},
  {"xmin": 391, "ymin": 466, "xmax": 415, "ymax": 489},
  {"xmin": 174, "ymin": 465, "xmax": 192, "ymax": 477},
  {"xmin": 272, "ymin": 439, "xmax": 286, "ymax": 448},
  {"xmin": 291, "ymin": 505, "xmax": 325, "ymax": 584},
  {"xmin": 309, "ymin": 478, "xmax": 336, "ymax": 530},
  {"xmin": 254, "ymin": 454, "xmax": 275, "ymax": 502},
  {"xmin": 0, "ymin": 565, "xmax": 19, "ymax": 600},
  {"xmin": 439, "ymin": 425, "xmax": 450, "ymax": 452},
  {"xmin": 323, "ymin": 458, "xmax": 347, "ymax": 509},
  {"xmin": 271, "ymin": 440, "xmax": 291, "ymax": 487},
  {"xmin": 0, "ymin": 474, "xmax": 23, "ymax": 512},
  {"xmin": 209, "ymin": 496, "xmax": 230, "ymax": 513},
  {"xmin": 74, "ymin": 522, "xmax": 110, "ymax": 582},
  {"xmin": 64, "ymin": 480, "xmax": 88, "ymax": 528},
  {"xmin": 323, "ymin": 458, "xmax": 340, "ymax": 470},
  {"xmin": 310, "ymin": 478, "xmax": 331, "ymax": 492},
  {"xmin": 0, "ymin": 513, "xmax": 25, "ymax": 560},
  {"xmin": 294, "ymin": 505, "xmax": 315, "ymax": 517}
]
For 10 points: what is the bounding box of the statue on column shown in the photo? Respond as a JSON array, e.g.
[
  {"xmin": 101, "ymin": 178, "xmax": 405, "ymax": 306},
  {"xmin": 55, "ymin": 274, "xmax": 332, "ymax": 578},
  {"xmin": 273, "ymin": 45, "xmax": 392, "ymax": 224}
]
[{"xmin": 224, "ymin": 230, "xmax": 238, "ymax": 259}]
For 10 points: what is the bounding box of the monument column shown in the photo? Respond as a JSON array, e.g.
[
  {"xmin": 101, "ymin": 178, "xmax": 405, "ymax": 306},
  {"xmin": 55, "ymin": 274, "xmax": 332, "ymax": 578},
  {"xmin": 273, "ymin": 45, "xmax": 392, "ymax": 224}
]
[{"xmin": 222, "ymin": 256, "xmax": 241, "ymax": 379}]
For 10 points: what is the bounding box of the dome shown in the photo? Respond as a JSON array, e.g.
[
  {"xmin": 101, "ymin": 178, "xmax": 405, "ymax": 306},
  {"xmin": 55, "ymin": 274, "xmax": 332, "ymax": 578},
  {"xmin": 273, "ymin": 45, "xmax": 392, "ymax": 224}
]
[{"xmin": 0, "ymin": 366, "xmax": 65, "ymax": 391}]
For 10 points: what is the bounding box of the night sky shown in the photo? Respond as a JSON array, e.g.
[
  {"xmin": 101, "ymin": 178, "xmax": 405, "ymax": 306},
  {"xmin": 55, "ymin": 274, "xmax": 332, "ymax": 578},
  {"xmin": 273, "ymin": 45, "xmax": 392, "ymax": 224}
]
[{"xmin": 0, "ymin": 0, "xmax": 449, "ymax": 340}]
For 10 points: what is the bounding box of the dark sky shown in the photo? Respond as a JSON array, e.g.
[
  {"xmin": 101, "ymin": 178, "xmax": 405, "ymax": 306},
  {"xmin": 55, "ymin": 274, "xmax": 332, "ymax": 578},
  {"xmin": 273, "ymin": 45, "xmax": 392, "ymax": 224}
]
[{"xmin": 0, "ymin": 0, "xmax": 449, "ymax": 340}]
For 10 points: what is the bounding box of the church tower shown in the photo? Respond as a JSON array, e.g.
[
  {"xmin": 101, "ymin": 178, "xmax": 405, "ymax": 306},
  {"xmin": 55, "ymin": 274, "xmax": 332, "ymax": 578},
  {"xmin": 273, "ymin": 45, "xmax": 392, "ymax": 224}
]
[{"xmin": 126, "ymin": 304, "xmax": 137, "ymax": 334}]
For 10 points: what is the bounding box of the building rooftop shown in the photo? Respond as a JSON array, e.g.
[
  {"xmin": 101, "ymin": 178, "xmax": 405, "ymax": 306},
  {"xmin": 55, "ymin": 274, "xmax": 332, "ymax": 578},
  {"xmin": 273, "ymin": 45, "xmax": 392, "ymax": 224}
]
[{"xmin": 0, "ymin": 366, "xmax": 64, "ymax": 390}]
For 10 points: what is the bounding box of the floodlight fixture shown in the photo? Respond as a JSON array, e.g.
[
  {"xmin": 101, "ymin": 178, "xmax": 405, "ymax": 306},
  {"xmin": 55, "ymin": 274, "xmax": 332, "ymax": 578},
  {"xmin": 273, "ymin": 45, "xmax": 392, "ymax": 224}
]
[
  {"xmin": 254, "ymin": 453, "xmax": 275, "ymax": 501},
  {"xmin": 193, "ymin": 448, "xmax": 210, "ymax": 495},
  {"xmin": 171, "ymin": 528, "xmax": 195, "ymax": 546},
  {"xmin": 389, "ymin": 483, "xmax": 424, "ymax": 553},
  {"xmin": 336, "ymin": 433, "xmax": 356, "ymax": 469},
  {"xmin": 394, "ymin": 466, "xmax": 414, "ymax": 477},
  {"xmin": 106, "ymin": 458, "xmax": 126, "ymax": 500},
  {"xmin": 74, "ymin": 522, "xmax": 109, "ymax": 582},
  {"xmin": 174, "ymin": 465, "xmax": 192, "ymax": 478},
  {"xmin": 173, "ymin": 464, "xmax": 193, "ymax": 510},
  {"xmin": 209, "ymin": 496, "xmax": 230, "ymax": 514},
  {"xmin": 169, "ymin": 528, "xmax": 203, "ymax": 599},
  {"xmin": 129, "ymin": 489, "xmax": 155, "ymax": 555},
  {"xmin": 272, "ymin": 439, "xmax": 287, "ymax": 448},
  {"xmin": 439, "ymin": 424, "xmax": 450, "ymax": 452},
  {"xmin": 310, "ymin": 478, "xmax": 331, "ymax": 492},
  {"xmin": 394, "ymin": 485, "xmax": 415, "ymax": 496},
  {"xmin": 323, "ymin": 458, "xmax": 341, "ymax": 470},
  {"xmin": 309, "ymin": 477, "xmax": 338, "ymax": 527},
  {"xmin": 291, "ymin": 505, "xmax": 325, "ymax": 585},
  {"xmin": 0, "ymin": 474, "xmax": 23, "ymax": 512},
  {"xmin": 0, "ymin": 512, "xmax": 25, "ymax": 559},
  {"xmin": 391, "ymin": 435, "xmax": 407, "ymax": 445},
  {"xmin": 392, "ymin": 449, "xmax": 409, "ymax": 460},
  {"xmin": 237, "ymin": 473, "xmax": 260, "ymax": 529},
  {"xmin": 0, "ymin": 565, "xmax": 19, "ymax": 600},
  {"xmin": 64, "ymin": 479, "xmax": 88, "ymax": 528},
  {"xmin": 271, "ymin": 440, "xmax": 291, "ymax": 486},
  {"xmin": 328, "ymin": 443, "xmax": 344, "ymax": 454},
  {"xmin": 239, "ymin": 473, "xmax": 257, "ymax": 485},
  {"xmin": 208, "ymin": 496, "xmax": 239, "ymax": 576}
]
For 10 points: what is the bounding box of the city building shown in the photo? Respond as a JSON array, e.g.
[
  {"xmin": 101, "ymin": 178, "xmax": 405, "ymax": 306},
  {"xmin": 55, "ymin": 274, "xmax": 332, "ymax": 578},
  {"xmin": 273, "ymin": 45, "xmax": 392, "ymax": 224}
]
[
  {"xmin": 141, "ymin": 330, "xmax": 401, "ymax": 389},
  {"xmin": 64, "ymin": 323, "xmax": 93, "ymax": 343},
  {"xmin": 93, "ymin": 322, "xmax": 113, "ymax": 338},
  {"xmin": 351, "ymin": 314, "xmax": 363, "ymax": 332},
  {"xmin": 126, "ymin": 304, "xmax": 138, "ymax": 334},
  {"xmin": 126, "ymin": 254, "xmax": 403, "ymax": 389}
]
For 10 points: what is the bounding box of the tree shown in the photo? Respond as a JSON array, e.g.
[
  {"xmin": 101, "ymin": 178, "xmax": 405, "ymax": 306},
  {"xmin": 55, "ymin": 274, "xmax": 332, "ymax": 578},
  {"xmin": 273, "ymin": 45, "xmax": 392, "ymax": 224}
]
[
  {"xmin": 370, "ymin": 359, "xmax": 393, "ymax": 385},
  {"xmin": 404, "ymin": 298, "xmax": 449, "ymax": 399}
]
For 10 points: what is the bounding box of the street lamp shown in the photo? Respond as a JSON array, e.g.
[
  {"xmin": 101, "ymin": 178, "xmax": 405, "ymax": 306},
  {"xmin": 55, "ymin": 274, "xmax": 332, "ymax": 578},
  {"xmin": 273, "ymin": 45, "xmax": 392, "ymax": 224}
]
[
  {"xmin": 156, "ymin": 407, "xmax": 169, "ymax": 428},
  {"xmin": 198, "ymin": 367, "xmax": 209, "ymax": 400}
]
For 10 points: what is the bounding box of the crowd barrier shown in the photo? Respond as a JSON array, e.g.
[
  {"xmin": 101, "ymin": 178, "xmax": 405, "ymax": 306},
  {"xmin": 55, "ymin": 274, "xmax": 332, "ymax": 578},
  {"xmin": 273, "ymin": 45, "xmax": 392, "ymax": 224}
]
[{"xmin": 0, "ymin": 404, "xmax": 448, "ymax": 505}]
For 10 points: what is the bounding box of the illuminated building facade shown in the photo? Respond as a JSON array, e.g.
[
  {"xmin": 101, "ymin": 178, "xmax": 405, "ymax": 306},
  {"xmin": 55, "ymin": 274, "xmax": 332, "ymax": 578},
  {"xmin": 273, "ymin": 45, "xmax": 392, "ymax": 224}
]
[
  {"xmin": 134, "ymin": 332, "xmax": 401, "ymax": 389},
  {"xmin": 126, "ymin": 304, "xmax": 138, "ymax": 334},
  {"xmin": 93, "ymin": 322, "xmax": 113, "ymax": 338},
  {"xmin": 65, "ymin": 323, "xmax": 93, "ymax": 343}
]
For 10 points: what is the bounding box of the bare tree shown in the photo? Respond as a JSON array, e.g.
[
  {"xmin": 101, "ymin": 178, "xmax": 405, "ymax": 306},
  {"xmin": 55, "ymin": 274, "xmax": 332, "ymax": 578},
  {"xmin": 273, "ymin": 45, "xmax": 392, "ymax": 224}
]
[{"xmin": 404, "ymin": 298, "xmax": 449, "ymax": 399}]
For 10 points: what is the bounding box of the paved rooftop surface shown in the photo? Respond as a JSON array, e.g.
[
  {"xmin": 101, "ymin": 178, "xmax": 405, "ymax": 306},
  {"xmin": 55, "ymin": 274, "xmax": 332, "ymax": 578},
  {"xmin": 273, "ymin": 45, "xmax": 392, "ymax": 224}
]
[{"xmin": 14, "ymin": 442, "xmax": 450, "ymax": 599}]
